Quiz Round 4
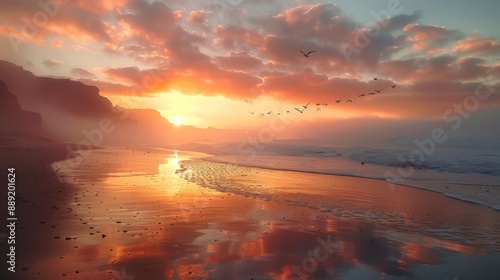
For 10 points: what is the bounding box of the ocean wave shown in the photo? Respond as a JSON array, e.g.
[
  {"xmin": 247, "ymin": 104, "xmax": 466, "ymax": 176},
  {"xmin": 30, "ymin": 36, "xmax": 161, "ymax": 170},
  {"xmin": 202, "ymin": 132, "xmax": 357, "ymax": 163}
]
[
  {"xmin": 195, "ymin": 143, "xmax": 500, "ymax": 211},
  {"xmin": 248, "ymin": 144, "xmax": 500, "ymax": 177}
]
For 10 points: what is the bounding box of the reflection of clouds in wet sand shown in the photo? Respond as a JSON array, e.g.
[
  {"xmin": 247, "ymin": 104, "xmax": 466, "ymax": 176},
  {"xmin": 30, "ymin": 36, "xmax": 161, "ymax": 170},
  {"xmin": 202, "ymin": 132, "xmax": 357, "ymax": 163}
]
[{"xmin": 36, "ymin": 147, "xmax": 500, "ymax": 280}]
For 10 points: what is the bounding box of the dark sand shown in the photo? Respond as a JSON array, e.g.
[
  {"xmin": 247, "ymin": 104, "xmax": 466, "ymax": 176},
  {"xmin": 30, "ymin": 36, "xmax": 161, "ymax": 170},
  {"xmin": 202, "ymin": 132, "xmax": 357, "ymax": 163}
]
[
  {"xmin": 1, "ymin": 142, "xmax": 499, "ymax": 280},
  {"xmin": 0, "ymin": 138, "xmax": 80, "ymax": 279}
]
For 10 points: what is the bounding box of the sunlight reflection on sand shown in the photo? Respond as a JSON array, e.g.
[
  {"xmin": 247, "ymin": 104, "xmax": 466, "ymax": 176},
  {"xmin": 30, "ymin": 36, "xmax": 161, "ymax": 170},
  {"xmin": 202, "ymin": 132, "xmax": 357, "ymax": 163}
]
[{"xmin": 36, "ymin": 146, "xmax": 500, "ymax": 280}]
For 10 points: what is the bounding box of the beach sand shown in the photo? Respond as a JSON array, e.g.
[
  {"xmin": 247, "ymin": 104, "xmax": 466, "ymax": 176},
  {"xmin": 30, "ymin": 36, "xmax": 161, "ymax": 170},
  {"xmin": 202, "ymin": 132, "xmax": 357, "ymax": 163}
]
[
  {"xmin": 1, "ymin": 142, "xmax": 499, "ymax": 280},
  {"xmin": 0, "ymin": 138, "xmax": 80, "ymax": 279}
]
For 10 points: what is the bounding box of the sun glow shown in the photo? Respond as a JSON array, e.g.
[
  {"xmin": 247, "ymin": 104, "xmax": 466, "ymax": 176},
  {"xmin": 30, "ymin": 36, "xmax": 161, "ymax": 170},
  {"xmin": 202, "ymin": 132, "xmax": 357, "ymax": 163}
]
[{"xmin": 170, "ymin": 116, "xmax": 184, "ymax": 126}]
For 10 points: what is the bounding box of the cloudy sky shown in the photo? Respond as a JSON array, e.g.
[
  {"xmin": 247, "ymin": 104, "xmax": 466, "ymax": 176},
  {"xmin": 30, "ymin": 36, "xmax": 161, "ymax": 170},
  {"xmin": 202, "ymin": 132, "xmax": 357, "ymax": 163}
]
[{"xmin": 1, "ymin": 0, "xmax": 499, "ymax": 131}]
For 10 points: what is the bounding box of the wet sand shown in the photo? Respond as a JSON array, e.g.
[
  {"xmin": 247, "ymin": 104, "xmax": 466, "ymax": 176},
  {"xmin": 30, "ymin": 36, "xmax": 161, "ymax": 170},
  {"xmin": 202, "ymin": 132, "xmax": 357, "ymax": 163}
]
[
  {"xmin": 1, "ymin": 143, "xmax": 499, "ymax": 279},
  {"xmin": 0, "ymin": 138, "xmax": 80, "ymax": 280}
]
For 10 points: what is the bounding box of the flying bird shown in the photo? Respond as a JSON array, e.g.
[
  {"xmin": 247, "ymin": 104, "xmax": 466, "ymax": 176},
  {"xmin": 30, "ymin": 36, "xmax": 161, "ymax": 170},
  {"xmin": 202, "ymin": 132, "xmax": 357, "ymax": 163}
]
[
  {"xmin": 373, "ymin": 77, "xmax": 378, "ymax": 80},
  {"xmin": 347, "ymin": 100, "xmax": 352, "ymax": 103},
  {"xmin": 323, "ymin": 103, "xmax": 328, "ymax": 106},
  {"xmin": 391, "ymin": 84, "xmax": 396, "ymax": 88},
  {"xmin": 300, "ymin": 50, "xmax": 316, "ymax": 57},
  {"xmin": 267, "ymin": 111, "xmax": 272, "ymax": 115},
  {"xmin": 260, "ymin": 113, "xmax": 264, "ymax": 116},
  {"xmin": 294, "ymin": 107, "xmax": 304, "ymax": 113},
  {"xmin": 303, "ymin": 102, "xmax": 310, "ymax": 109},
  {"xmin": 368, "ymin": 92, "xmax": 377, "ymax": 96},
  {"xmin": 250, "ymin": 111, "xmax": 254, "ymax": 115},
  {"xmin": 286, "ymin": 111, "xmax": 290, "ymax": 113},
  {"xmin": 375, "ymin": 88, "xmax": 383, "ymax": 93},
  {"xmin": 316, "ymin": 103, "xmax": 322, "ymax": 106},
  {"xmin": 358, "ymin": 93, "xmax": 366, "ymax": 97},
  {"xmin": 317, "ymin": 108, "xmax": 321, "ymax": 111},
  {"xmin": 335, "ymin": 100, "xmax": 341, "ymax": 103}
]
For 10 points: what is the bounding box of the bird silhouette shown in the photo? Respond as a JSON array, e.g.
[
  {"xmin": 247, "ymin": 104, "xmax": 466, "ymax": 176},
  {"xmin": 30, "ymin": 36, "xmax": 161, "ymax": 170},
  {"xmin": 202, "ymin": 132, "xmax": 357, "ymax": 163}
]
[
  {"xmin": 300, "ymin": 50, "xmax": 316, "ymax": 57},
  {"xmin": 286, "ymin": 110, "xmax": 290, "ymax": 113},
  {"xmin": 294, "ymin": 107, "xmax": 304, "ymax": 113},
  {"xmin": 391, "ymin": 84, "xmax": 396, "ymax": 88},
  {"xmin": 303, "ymin": 102, "xmax": 310, "ymax": 109},
  {"xmin": 347, "ymin": 100, "xmax": 352, "ymax": 103},
  {"xmin": 317, "ymin": 108, "xmax": 321, "ymax": 111},
  {"xmin": 267, "ymin": 111, "xmax": 272, "ymax": 115},
  {"xmin": 316, "ymin": 103, "xmax": 322, "ymax": 106},
  {"xmin": 335, "ymin": 100, "xmax": 341, "ymax": 103},
  {"xmin": 368, "ymin": 92, "xmax": 377, "ymax": 96},
  {"xmin": 373, "ymin": 77, "xmax": 378, "ymax": 80},
  {"xmin": 323, "ymin": 103, "xmax": 328, "ymax": 106},
  {"xmin": 250, "ymin": 111, "xmax": 254, "ymax": 115},
  {"xmin": 260, "ymin": 113, "xmax": 264, "ymax": 116},
  {"xmin": 375, "ymin": 88, "xmax": 382, "ymax": 93},
  {"xmin": 358, "ymin": 93, "xmax": 366, "ymax": 97}
]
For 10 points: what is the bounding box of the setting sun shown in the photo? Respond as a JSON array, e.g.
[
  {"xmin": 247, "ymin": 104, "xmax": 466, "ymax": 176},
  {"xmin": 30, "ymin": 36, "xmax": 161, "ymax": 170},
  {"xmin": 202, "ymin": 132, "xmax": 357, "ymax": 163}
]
[
  {"xmin": 170, "ymin": 116, "xmax": 184, "ymax": 126},
  {"xmin": 1, "ymin": 1, "xmax": 499, "ymax": 279}
]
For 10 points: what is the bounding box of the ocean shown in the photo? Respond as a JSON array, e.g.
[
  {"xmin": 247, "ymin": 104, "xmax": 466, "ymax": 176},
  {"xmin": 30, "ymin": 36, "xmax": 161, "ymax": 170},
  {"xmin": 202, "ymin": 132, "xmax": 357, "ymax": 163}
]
[{"xmin": 178, "ymin": 142, "xmax": 500, "ymax": 210}]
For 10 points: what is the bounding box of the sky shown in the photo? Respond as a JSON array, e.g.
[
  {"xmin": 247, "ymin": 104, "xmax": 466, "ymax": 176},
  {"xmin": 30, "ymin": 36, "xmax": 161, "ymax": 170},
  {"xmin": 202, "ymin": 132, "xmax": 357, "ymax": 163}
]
[{"xmin": 0, "ymin": 0, "xmax": 499, "ymax": 132}]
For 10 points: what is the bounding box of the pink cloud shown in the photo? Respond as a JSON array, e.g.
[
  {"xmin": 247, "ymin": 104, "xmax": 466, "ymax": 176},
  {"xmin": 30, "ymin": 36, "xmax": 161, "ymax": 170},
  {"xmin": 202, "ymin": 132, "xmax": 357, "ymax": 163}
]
[
  {"xmin": 187, "ymin": 10, "xmax": 209, "ymax": 29},
  {"xmin": 117, "ymin": 0, "xmax": 182, "ymax": 41},
  {"xmin": 403, "ymin": 24, "xmax": 462, "ymax": 53},
  {"xmin": 215, "ymin": 52, "xmax": 263, "ymax": 71},
  {"xmin": 380, "ymin": 55, "xmax": 493, "ymax": 82},
  {"xmin": 453, "ymin": 37, "xmax": 500, "ymax": 55},
  {"xmin": 214, "ymin": 25, "xmax": 264, "ymax": 50},
  {"xmin": 267, "ymin": 3, "xmax": 353, "ymax": 42}
]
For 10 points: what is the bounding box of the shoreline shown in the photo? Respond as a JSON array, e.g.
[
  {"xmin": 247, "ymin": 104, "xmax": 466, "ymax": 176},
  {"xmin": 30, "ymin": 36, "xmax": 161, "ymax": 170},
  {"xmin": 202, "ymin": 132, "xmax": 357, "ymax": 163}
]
[{"xmin": 198, "ymin": 153, "xmax": 500, "ymax": 211}]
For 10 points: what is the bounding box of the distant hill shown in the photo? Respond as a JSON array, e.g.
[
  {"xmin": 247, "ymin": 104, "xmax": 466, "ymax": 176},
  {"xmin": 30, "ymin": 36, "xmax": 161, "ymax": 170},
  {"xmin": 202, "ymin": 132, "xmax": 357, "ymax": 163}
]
[
  {"xmin": 0, "ymin": 60, "xmax": 246, "ymax": 146},
  {"xmin": 0, "ymin": 60, "xmax": 114, "ymax": 118},
  {"xmin": 0, "ymin": 80, "xmax": 47, "ymax": 137}
]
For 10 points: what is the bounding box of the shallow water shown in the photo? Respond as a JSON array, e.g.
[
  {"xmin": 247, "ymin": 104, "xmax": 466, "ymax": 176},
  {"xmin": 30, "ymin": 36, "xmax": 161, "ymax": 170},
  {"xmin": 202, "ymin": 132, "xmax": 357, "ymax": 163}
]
[{"xmin": 203, "ymin": 150, "xmax": 500, "ymax": 210}]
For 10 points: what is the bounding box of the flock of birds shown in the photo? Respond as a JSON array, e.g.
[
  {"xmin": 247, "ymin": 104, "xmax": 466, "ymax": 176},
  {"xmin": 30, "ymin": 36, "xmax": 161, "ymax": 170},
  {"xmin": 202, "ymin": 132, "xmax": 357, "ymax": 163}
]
[{"xmin": 250, "ymin": 50, "xmax": 397, "ymax": 117}]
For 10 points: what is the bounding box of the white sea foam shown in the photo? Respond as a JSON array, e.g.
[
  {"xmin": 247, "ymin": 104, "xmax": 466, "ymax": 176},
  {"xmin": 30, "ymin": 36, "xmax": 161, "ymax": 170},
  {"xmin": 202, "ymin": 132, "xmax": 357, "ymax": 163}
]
[
  {"xmin": 445, "ymin": 192, "xmax": 486, "ymax": 206},
  {"xmin": 195, "ymin": 143, "xmax": 500, "ymax": 210}
]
